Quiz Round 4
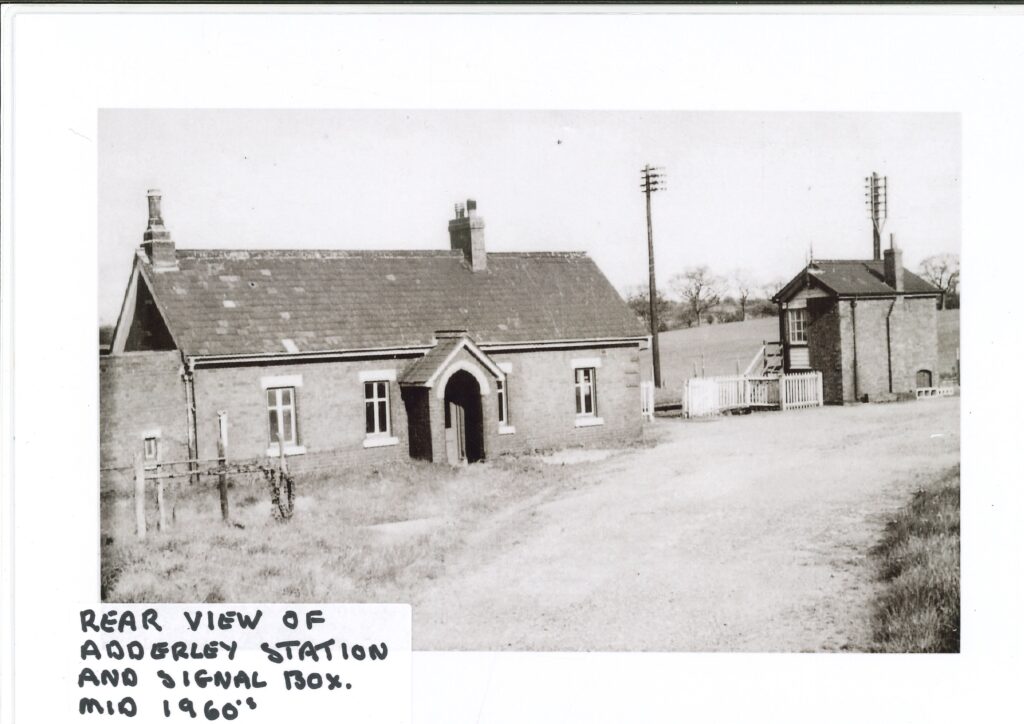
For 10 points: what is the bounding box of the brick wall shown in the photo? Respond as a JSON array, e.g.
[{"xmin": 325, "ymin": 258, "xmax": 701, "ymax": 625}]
[
  {"xmin": 804, "ymin": 298, "xmax": 844, "ymax": 403},
  {"xmin": 795, "ymin": 296, "xmax": 939, "ymax": 404},
  {"xmin": 400, "ymin": 386, "xmax": 432, "ymax": 461},
  {"xmin": 191, "ymin": 356, "xmax": 415, "ymax": 472},
  {"xmin": 99, "ymin": 351, "xmax": 188, "ymax": 488},
  {"xmin": 889, "ymin": 297, "xmax": 939, "ymax": 392},
  {"xmin": 833, "ymin": 297, "xmax": 939, "ymax": 402},
  {"xmin": 487, "ymin": 345, "xmax": 643, "ymax": 455},
  {"xmin": 185, "ymin": 343, "xmax": 644, "ymax": 471}
]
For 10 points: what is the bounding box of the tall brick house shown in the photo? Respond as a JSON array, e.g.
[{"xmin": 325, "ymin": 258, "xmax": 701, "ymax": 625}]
[
  {"xmin": 100, "ymin": 192, "xmax": 649, "ymax": 481},
  {"xmin": 772, "ymin": 238, "xmax": 942, "ymax": 404}
]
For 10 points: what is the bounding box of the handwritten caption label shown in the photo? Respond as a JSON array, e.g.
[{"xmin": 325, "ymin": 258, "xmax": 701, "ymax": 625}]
[{"xmin": 75, "ymin": 604, "xmax": 410, "ymax": 723}]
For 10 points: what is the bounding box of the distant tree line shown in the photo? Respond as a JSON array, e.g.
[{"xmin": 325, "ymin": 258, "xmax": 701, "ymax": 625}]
[
  {"xmin": 626, "ymin": 253, "xmax": 960, "ymax": 333},
  {"xmin": 626, "ymin": 266, "xmax": 781, "ymax": 331}
]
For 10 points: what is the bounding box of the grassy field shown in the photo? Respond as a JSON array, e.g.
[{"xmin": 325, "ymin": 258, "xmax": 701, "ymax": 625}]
[
  {"xmin": 869, "ymin": 466, "xmax": 960, "ymax": 653},
  {"xmin": 101, "ymin": 446, "xmax": 653, "ymax": 603},
  {"xmin": 646, "ymin": 309, "xmax": 960, "ymax": 402}
]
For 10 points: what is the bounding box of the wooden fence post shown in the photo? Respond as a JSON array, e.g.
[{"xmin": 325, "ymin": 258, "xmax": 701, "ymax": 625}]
[
  {"xmin": 779, "ymin": 373, "xmax": 788, "ymax": 411},
  {"xmin": 217, "ymin": 410, "xmax": 229, "ymax": 522},
  {"xmin": 277, "ymin": 434, "xmax": 289, "ymax": 475},
  {"xmin": 156, "ymin": 464, "xmax": 167, "ymax": 532},
  {"xmin": 816, "ymin": 371, "xmax": 824, "ymax": 407},
  {"xmin": 134, "ymin": 453, "xmax": 146, "ymax": 540}
]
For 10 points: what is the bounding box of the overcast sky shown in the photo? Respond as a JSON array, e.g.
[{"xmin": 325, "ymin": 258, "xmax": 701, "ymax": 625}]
[{"xmin": 99, "ymin": 110, "xmax": 960, "ymax": 325}]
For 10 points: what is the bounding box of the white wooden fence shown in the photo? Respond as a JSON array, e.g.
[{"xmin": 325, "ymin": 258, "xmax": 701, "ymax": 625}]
[
  {"xmin": 683, "ymin": 371, "xmax": 823, "ymax": 418},
  {"xmin": 916, "ymin": 386, "xmax": 957, "ymax": 399},
  {"xmin": 640, "ymin": 381, "xmax": 655, "ymax": 421},
  {"xmin": 779, "ymin": 371, "xmax": 824, "ymax": 411}
]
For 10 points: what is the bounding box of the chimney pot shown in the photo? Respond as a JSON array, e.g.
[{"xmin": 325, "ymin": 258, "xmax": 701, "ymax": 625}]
[
  {"xmin": 142, "ymin": 188, "xmax": 177, "ymax": 271},
  {"xmin": 448, "ymin": 198, "xmax": 486, "ymax": 272},
  {"xmin": 883, "ymin": 233, "xmax": 904, "ymax": 293}
]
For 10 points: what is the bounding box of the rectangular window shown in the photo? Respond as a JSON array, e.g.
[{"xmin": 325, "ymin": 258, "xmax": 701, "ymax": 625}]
[
  {"xmin": 364, "ymin": 380, "xmax": 391, "ymax": 436},
  {"xmin": 496, "ymin": 379, "xmax": 508, "ymax": 424},
  {"xmin": 574, "ymin": 367, "xmax": 597, "ymax": 416},
  {"xmin": 788, "ymin": 308, "xmax": 808, "ymax": 344},
  {"xmin": 143, "ymin": 436, "xmax": 158, "ymax": 461},
  {"xmin": 267, "ymin": 386, "xmax": 297, "ymax": 447}
]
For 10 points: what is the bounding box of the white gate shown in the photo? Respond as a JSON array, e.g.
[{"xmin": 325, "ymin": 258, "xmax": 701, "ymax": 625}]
[
  {"xmin": 640, "ymin": 381, "xmax": 655, "ymax": 421},
  {"xmin": 683, "ymin": 371, "xmax": 823, "ymax": 417}
]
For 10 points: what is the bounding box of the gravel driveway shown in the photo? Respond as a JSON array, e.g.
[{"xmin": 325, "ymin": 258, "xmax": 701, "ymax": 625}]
[{"xmin": 411, "ymin": 398, "xmax": 960, "ymax": 651}]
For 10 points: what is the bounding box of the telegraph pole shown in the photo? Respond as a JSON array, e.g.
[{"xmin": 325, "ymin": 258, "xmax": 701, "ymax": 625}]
[
  {"xmin": 640, "ymin": 164, "xmax": 665, "ymax": 387},
  {"xmin": 865, "ymin": 172, "xmax": 888, "ymax": 261}
]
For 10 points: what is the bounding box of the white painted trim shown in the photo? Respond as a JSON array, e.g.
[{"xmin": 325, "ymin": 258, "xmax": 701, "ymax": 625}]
[
  {"xmin": 498, "ymin": 362, "xmax": 513, "ymax": 373},
  {"xmin": 110, "ymin": 263, "xmax": 141, "ymax": 355},
  {"xmin": 362, "ymin": 435, "xmax": 399, "ymax": 449},
  {"xmin": 140, "ymin": 428, "xmax": 162, "ymax": 439},
  {"xmin": 264, "ymin": 444, "xmax": 306, "ymax": 457},
  {"xmin": 434, "ymin": 360, "xmax": 492, "ymax": 399},
  {"xmin": 785, "ymin": 298, "xmax": 808, "ymax": 310},
  {"xmin": 188, "ymin": 338, "xmax": 647, "ymax": 368},
  {"xmin": 498, "ymin": 424, "xmax": 516, "ymax": 435},
  {"xmin": 359, "ymin": 369, "xmax": 397, "ymax": 383},
  {"xmin": 571, "ymin": 357, "xmax": 602, "ymax": 369},
  {"xmin": 574, "ymin": 416, "xmax": 605, "ymax": 428},
  {"xmin": 423, "ymin": 337, "xmax": 505, "ymax": 388},
  {"xmin": 260, "ymin": 374, "xmax": 303, "ymax": 389}
]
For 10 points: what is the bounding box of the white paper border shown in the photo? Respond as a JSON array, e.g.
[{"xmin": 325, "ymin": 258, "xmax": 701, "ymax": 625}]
[{"xmin": 4, "ymin": 5, "xmax": 1024, "ymax": 724}]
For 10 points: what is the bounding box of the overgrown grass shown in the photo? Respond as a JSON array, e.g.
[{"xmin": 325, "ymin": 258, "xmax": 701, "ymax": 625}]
[
  {"xmin": 869, "ymin": 466, "xmax": 960, "ymax": 653},
  {"xmin": 101, "ymin": 449, "xmax": 613, "ymax": 603}
]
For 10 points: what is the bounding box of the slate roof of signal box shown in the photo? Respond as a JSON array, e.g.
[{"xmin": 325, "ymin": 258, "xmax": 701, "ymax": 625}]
[
  {"xmin": 140, "ymin": 249, "xmax": 648, "ymax": 356},
  {"xmin": 774, "ymin": 259, "xmax": 941, "ymax": 302}
]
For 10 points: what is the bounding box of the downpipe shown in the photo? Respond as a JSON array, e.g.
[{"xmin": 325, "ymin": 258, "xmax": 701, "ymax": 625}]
[{"xmin": 885, "ymin": 297, "xmax": 897, "ymax": 393}]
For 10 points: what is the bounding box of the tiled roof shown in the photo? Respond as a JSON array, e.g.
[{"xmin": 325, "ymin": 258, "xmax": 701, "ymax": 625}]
[
  {"xmin": 141, "ymin": 249, "xmax": 647, "ymax": 356},
  {"xmin": 775, "ymin": 259, "xmax": 941, "ymax": 301},
  {"xmin": 398, "ymin": 338, "xmax": 462, "ymax": 386},
  {"xmin": 399, "ymin": 335, "xmax": 504, "ymax": 387}
]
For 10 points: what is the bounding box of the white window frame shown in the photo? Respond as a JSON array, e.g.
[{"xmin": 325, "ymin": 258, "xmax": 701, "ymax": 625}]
[
  {"xmin": 141, "ymin": 429, "xmax": 161, "ymax": 464},
  {"xmin": 574, "ymin": 366, "xmax": 604, "ymax": 427},
  {"xmin": 362, "ymin": 377, "xmax": 398, "ymax": 448},
  {"xmin": 265, "ymin": 386, "xmax": 305, "ymax": 456},
  {"xmin": 787, "ymin": 307, "xmax": 808, "ymax": 345},
  {"xmin": 496, "ymin": 378, "xmax": 515, "ymax": 434}
]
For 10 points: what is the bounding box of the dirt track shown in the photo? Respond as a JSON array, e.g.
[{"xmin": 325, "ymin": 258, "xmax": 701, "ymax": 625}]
[{"xmin": 412, "ymin": 398, "xmax": 960, "ymax": 651}]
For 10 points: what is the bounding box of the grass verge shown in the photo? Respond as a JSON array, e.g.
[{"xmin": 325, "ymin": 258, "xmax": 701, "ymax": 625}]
[
  {"xmin": 100, "ymin": 449, "xmax": 620, "ymax": 603},
  {"xmin": 869, "ymin": 466, "xmax": 960, "ymax": 653}
]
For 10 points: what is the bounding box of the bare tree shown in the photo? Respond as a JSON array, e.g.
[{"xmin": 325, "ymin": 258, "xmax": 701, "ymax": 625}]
[
  {"xmin": 670, "ymin": 266, "xmax": 722, "ymax": 327},
  {"xmin": 624, "ymin": 284, "xmax": 672, "ymax": 332},
  {"xmin": 731, "ymin": 269, "xmax": 755, "ymax": 322},
  {"xmin": 919, "ymin": 254, "xmax": 960, "ymax": 310}
]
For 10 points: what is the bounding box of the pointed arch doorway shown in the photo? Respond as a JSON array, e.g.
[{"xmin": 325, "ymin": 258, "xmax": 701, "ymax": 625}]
[{"xmin": 443, "ymin": 369, "xmax": 484, "ymax": 464}]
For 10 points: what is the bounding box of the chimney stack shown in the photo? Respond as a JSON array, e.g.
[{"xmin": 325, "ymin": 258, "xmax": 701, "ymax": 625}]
[
  {"xmin": 141, "ymin": 189, "xmax": 177, "ymax": 271},
  {"xmin": 448, "ymin": 198, "xmax": 486, "ymax": 272},
  {"xmin": 883, "ymin": 233, "xmax": 904, "ymax": 293}
]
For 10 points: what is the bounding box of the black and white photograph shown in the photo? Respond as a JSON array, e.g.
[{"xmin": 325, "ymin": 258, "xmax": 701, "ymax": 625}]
[
  {"xmin": 6, "ymin": 7, "xmax": 1024, "ymax": 724},
  {"xmin": 98, "ymin": 109, "xmax": 960, "ymax": 652}
]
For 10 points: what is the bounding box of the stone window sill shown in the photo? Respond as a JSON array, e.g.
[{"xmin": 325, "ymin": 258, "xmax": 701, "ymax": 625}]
[
  {"xmin": 363, "ymin": 435, "xmax": 399, "ymax": 449},
  {"xmin": 264, "ymin": 444, "xmax": 306, "ymax": 457},
  {"xmin": 574, "ymin": 416, "xmax": 605, "ymax": 428},
  {"xmin": 498, "ymin": 424, "xmax": 516, "ymax": 435}
]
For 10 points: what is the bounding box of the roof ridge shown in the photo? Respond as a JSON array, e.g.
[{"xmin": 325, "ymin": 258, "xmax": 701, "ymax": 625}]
[
  {"xmin": 174, "ymin": 249, "xmax": 465, "ymax": 259},
  {"xmin": 488, "ymin": 251, "xmax": 589, "ymax": 257},
  {"xmin": 170, "ymin": 249, "xmax": 591, "ymax": 258},
  {"xmin": 811, "ymin": 258, "xmax": 881, "ymax": 264}
]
